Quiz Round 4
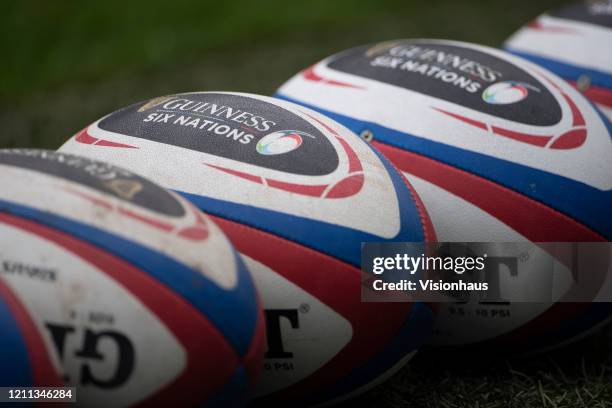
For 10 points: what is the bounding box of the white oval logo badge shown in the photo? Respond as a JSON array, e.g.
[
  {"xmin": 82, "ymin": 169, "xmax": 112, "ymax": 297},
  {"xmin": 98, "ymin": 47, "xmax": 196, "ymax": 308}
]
[
  {"xmin": 482, "ymin": 81, "xmax": 532, "ymax": 105},
  {"xmin": 256, "ymin": 130, "xmax": 309, "ymax": 155}
]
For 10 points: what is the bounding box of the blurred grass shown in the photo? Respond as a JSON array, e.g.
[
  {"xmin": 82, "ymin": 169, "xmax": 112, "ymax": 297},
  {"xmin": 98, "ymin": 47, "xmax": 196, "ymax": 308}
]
[
  {"xmin": 350, "ymin": 325, "xmax": 612, "ymax": 408},
  {"xmin": 1, "ymin": 0, "xmax": 567, "ymax": 148}
]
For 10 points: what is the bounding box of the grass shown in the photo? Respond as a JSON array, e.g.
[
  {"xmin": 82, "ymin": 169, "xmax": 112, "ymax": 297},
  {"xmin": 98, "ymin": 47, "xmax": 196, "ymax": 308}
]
[
  {"xmin": 3, "ymin": 1, "xmax": 611, "ymax": 407},
  {"xmin": 1, "ymin": 0, "xmax": 567, "ymax": 149},
  {"xmin": 352, "ymin": 324, "xmax": 612, "ymax": 407}
]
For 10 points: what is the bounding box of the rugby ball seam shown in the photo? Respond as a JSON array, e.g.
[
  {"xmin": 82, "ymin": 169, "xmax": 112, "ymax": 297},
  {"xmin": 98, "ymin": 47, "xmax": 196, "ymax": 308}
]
[
  {"xmin": 381, "ymin": 152, "xmax": 436, "ymax": 242},
  {"xmin": 374, "ymin": 141, "xmax": 607, "ymax": 242}
]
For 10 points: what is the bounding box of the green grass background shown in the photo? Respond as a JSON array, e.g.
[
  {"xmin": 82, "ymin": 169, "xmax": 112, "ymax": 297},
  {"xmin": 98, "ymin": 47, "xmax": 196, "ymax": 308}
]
[
  {"xmin": 2, "ymin": 0, "xmax": 611, "ymax": 406},
  {"xmin": 1, "ymin": 0, "xmax": 570, "ymax": 149}
]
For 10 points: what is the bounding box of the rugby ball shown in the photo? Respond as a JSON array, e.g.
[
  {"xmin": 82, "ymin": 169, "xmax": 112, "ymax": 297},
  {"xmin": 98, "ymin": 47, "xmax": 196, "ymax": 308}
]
[
  {"xmin": 504, "ymin": 0, "xmax": 612, "ymax": 120},
  {"xmin": 0, "ymin": 149, "xmax": 264, "ymax": 406},
  {"xmin": 275, "ymin": 39, "xmax": 612, "ymax": 351},
  {"xmin": 58, "ymin": 92, "xmax": 436, "ymax": 405}
]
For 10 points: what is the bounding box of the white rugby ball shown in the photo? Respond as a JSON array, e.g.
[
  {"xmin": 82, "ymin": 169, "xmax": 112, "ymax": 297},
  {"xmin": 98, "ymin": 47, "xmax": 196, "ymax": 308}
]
[
  {"xmin": 0, "ymin": 149, "xmax": 264, "ymax": 406},
  {"xmin": 276, "ymin": 39, "xmax": 612, "ymax": 352}
]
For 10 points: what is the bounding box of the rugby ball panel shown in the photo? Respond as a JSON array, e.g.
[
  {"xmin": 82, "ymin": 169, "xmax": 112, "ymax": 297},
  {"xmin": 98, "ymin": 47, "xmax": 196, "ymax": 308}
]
[
  {"xmin": 212, "ymin": 215, "xmax": 433, "ymax": 404},
  {"xmin": 0, "ymin": 276, "xmax": 63, "ymax": 388},
  {"xmin": 58, "ymin": 92, "xmax": 431, "ymax": 267},
  {"xmin": 504, "ymin": 1, "xmax": 612, "ymax": 119},
  {"xmin": 0, "ymin": 213, "xmax": 241, "ymax": 406},
  {"xmin": 0, "ymin": 150, "xmax": 261, "ymax": 360},
  {"xmin": 276, "ymin": 40, "xmax": 612, "ymax": 240}
]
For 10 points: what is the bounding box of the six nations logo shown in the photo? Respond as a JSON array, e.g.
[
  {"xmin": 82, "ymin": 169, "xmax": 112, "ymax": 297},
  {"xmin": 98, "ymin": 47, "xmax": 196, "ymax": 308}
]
[{"xmin": 256, "ymin": 130, "xmax": 313, "ymax": 155}]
